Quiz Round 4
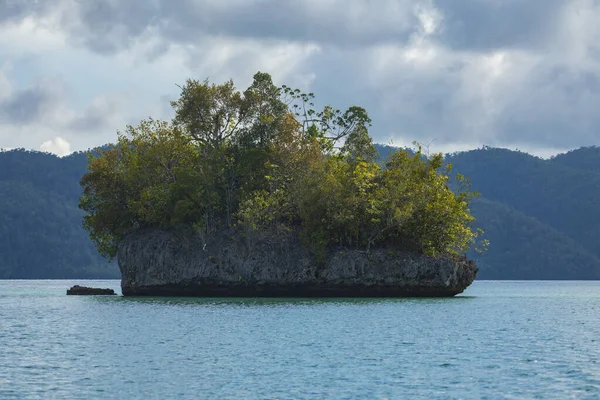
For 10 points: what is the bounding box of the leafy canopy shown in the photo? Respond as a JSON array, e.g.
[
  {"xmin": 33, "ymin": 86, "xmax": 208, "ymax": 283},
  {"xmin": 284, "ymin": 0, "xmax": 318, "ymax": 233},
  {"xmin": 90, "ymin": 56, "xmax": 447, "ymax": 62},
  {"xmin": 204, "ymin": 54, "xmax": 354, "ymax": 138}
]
[{"xmin": 80, "ymin": 72, "xmax": 482, "ymax": 259}]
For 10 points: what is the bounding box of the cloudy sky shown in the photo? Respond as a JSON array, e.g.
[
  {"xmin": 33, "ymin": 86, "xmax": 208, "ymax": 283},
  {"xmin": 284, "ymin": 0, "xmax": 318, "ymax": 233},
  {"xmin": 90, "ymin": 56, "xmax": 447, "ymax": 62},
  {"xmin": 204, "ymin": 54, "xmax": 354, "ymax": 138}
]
[{"xmin": 1, "ymin": 0, "xmax": 599, "ymax": 157}]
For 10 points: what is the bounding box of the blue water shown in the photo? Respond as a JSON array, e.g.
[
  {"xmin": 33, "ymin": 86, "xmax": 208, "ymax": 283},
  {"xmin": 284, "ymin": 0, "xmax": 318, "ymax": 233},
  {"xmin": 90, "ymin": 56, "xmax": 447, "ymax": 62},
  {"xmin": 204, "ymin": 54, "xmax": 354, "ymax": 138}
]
[{"xmin": 1, "ymin": 280, "xmax": 599, "ymax": 399}]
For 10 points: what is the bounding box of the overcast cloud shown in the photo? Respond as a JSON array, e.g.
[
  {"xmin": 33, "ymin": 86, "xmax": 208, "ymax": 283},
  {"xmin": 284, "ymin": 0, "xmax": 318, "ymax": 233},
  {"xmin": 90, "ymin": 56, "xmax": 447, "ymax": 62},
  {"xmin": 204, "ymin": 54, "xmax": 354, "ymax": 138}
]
[{"xmin": 1, "ymin": 0, "xmax": 599, "ymax": 157}]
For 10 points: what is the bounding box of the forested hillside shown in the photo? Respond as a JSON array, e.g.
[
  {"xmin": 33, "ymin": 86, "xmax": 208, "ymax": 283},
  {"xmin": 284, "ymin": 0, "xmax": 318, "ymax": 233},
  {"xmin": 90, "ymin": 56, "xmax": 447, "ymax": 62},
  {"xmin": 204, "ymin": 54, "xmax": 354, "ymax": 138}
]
[
  {"xmin": 468, "ymin": 198, "xmax": 600, "ymax": 280},
  {"xmin": 550, "ymin": 146, "xmax": 600, "ymax": 172},
  {"xmin": 1, "ymin": 145, "xmax": 599, "ymax": 279},
  {"xmin": 0, "ymin": 150, "xmax": 119, "ymax": 279},
  {"xmin": 446, "ymin": 147, "xmax": 600, "ymax": 261}
]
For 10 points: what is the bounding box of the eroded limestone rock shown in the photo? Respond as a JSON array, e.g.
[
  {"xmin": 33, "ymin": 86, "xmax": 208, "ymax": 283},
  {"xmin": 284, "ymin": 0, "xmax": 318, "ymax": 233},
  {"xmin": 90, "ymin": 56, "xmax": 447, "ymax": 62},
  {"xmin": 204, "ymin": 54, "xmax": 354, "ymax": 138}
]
[{"xmin": 118, "ymin": 228, "xmax": 477, "ymax": 297}]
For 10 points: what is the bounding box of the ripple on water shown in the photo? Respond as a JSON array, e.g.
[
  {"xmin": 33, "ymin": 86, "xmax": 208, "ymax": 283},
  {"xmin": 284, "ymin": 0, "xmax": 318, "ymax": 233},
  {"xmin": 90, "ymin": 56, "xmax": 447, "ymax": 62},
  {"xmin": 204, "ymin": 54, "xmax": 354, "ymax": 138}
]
[{"xmin": 0, "ymin": 280, "xmax": 600, "ymax": 399}]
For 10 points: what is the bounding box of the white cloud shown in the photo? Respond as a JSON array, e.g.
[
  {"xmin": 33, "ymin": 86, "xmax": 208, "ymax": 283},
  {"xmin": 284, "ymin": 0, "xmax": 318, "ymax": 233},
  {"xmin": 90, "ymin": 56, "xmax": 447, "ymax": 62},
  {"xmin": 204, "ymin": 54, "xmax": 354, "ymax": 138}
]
[
  {"xmin": 0, "ymin": 16, "xmax": 67, "ymax": 55},
  {"xmin": 414, "ymin": 1, "xmax": 443, "ymax": 36},
  {"xmin": 40, "ymin": 137, "xmax": 72, "ymax": 156}
]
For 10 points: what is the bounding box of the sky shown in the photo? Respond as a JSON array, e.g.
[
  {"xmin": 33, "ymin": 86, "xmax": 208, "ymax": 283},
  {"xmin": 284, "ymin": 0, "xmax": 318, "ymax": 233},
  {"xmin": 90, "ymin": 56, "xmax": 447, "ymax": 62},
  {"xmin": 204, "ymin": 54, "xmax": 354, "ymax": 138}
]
[{"xmin": 1, "ymin": 0, "xmax": 600, "ymax": 157}]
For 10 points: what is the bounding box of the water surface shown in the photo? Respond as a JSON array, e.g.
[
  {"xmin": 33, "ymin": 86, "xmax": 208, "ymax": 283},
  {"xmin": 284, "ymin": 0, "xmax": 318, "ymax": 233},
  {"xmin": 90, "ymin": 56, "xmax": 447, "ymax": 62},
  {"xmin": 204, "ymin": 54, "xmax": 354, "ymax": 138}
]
[{"xmin": 1, "ymin": 280, "xmax": 599, "ymax": 399}]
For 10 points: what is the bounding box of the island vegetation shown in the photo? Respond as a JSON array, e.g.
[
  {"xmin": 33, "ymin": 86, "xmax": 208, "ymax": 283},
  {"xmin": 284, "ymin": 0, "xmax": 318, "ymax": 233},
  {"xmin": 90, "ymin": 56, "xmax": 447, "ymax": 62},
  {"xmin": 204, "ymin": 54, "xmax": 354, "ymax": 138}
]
[
  {"xmin": 78, "ymin": 72, "xmax": 482, "ymax": 262},
  {"xmin": 3, "ymin": 136, "xmax": 600, "ymax": 280}
]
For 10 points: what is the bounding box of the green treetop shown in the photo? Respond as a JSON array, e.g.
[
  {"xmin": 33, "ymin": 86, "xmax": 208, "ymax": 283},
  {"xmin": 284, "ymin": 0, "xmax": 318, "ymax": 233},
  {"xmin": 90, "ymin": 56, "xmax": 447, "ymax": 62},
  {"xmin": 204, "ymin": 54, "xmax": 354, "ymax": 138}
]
[{"xmin": 80, "ymin": 72, "xmax": 483, "ymax": 260}]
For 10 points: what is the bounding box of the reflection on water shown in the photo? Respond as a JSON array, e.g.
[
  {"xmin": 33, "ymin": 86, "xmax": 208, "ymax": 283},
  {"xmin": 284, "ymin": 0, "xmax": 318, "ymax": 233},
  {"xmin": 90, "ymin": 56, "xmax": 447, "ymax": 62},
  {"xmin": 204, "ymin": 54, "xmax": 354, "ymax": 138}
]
[{"xmin": 113, "ymin": 295, "xmax": 473, "ymax": 307}]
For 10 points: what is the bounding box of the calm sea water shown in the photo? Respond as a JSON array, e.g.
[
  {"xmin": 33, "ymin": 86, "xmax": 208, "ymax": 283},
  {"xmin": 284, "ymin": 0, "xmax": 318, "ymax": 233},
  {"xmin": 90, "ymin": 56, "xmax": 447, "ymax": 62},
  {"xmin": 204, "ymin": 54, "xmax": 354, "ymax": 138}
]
[{"xmin": 1, "ymin": 280, "xmax": 599, "ymax": 399}]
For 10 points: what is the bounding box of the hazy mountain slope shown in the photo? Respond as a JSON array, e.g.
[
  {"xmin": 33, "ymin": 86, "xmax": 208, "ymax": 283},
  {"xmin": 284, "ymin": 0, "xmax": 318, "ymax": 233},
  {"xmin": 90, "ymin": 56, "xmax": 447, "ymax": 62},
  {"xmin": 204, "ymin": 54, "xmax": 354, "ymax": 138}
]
[
  {"xmin": 550, "ymin": 146, "xmax": 600, "ymax": 173},
  {"xmin": 445, "ymin": 147, "xmax": 600, "ymax": 257},
  {"xmin": 469, "ymin": 198, "xmax": 600, "ymax": 280},
  {"xmin": 0, "ymin": 150, "xmax": 118, "ymax": 279}
]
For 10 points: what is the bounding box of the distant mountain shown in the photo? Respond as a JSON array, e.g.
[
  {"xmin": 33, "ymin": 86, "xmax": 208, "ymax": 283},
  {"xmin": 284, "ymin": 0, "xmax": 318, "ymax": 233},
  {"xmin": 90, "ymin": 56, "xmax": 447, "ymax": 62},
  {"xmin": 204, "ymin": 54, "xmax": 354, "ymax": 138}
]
[
  {"xmin": 1, "ymin": 144, "xmax": 599, "ymax": 279},
  {"xmin": 374, "ymin": 144, "xmax": 414, "ymax": 165},
  {"xmin": 446, "ymin": 147, "xmax": 600, "ymax": 261},
  {"xmin": 374, "ymin": 144, "xmax": 399, "ymax": 162},
  {"xmin": 468, "ymin": 198, "xmax": 600, "ymax": 280},
  {"xmin": 550, "ymin": 146, "xmax": 600, "ymax": 172},
  {"xmin": 0, "ymin": 150, "xmax": 119, "ymax": 279}
]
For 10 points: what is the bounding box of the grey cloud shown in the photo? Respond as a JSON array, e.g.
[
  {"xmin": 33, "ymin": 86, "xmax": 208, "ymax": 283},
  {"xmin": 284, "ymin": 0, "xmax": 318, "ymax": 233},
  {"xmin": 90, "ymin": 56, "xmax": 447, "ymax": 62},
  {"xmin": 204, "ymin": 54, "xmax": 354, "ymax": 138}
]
[
  {"xmin": 56, "ymin": 0, "xmax": 600, "ymax": 150},
  {"xmin": 493, "ymin": 65, "xmax": 600, "ymax": 148},
  {"xmin": 370, "ymin": 70, "xmax": 465, "ymax": 146},
  {"xmin": 0, "ymin": 0, "xmax": 50, "ymax": 23},
  {"xmin": 0, "ymin": 1, "xmax": 579, "ymax": 55},
  {"xmin": 55, "ymin": 0, "xmax": 422, "ymax": 54},
  {"xmin": 0, "ymin": 84, "xmax": 57, "ymax": 124},
  {"xmin": 302, "ymin": 42, "xmax": 600, "ymax": 151},
  {"xmin": 434, "ymin": 0, "xmax": 567, "ymax": 51},
  {"xmin": 371, "ymin": 60, "xmax": 600, "ymax": 150},
  {"xmin": 64, "ymin": 0, "xmax": 162, "ymax": 54},
  {"xmin": 4, "ymin": 0, "xmax": 600, "ymax": 153},
  {"xmin": 68, "ymin": 95, "xmax": 123, "ymax": 132},
  {"xmin": 0, "ymin": 76, "xmax": 121, "ymax": 135},
  {"xmin": 0, "ymin": 1, "xmax": 573, "ymax": 55},
  {"xmin": 68, "ymin": 109, "xmax": 110, "ymax": 132},
  {"xmin": 158, "ymin": 0, "xmax": 419, "ymax": 47},
  {"xmin": 44, "ymin": 0, "xmax": 568, "ymax": 55}
]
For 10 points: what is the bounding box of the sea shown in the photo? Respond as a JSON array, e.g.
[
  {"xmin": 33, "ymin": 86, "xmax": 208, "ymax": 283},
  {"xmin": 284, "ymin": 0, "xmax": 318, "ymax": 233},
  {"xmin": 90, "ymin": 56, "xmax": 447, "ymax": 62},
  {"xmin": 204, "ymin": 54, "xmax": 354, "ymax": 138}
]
[{"xmin": 0, "ymin": 280, "xmax": 599, "ymax": 399}]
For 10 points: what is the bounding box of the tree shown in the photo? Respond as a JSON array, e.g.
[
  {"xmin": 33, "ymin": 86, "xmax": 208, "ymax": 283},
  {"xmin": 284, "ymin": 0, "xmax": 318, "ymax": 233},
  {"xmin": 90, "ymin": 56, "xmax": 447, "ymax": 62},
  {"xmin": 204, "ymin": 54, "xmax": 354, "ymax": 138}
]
[
  {"xmin": 80, "ymin": 119, "xmax": 201, "ymax": 258},
  {"xmin": 80, "ymin": 71, "xmax": 481, "ymax": 262},
  {"xmin": 171, "ymin": 79, "xmax": 249, "ymax": 149}
]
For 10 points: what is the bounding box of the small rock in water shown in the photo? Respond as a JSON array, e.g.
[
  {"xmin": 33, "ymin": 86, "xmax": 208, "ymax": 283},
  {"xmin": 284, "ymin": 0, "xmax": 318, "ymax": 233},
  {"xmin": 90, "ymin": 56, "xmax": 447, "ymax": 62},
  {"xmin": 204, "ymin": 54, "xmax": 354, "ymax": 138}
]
[{"xmin": 66, "ymin": 285, "xmax": 116, "ymax": 296}]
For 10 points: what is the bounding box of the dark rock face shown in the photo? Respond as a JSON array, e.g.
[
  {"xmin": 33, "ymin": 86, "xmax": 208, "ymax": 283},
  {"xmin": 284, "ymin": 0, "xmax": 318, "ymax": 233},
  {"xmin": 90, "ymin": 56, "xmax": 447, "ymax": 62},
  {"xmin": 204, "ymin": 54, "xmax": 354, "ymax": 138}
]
[
  {"xmin": 118, "ymin": 228, "xmax": 477, "ymax": 297},
  {"xmin": 67, "ymin": 285, "xmax": 116, "ymax": 295}
]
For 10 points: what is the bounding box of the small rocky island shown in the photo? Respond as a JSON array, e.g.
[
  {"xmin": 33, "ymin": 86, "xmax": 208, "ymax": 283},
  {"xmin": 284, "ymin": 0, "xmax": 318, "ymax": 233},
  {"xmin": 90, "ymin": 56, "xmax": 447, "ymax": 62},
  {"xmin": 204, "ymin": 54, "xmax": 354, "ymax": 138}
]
[
  {"xmin": 118, "ymin": 228, "xmax": 477, "ymax": 297},
  {"xmin": 67, "ymin": 285, "xmax": 116, "ymax": 295},
  {"xmin": 80, "ymin": 72, "xmax": 482, "ymax": 298}
]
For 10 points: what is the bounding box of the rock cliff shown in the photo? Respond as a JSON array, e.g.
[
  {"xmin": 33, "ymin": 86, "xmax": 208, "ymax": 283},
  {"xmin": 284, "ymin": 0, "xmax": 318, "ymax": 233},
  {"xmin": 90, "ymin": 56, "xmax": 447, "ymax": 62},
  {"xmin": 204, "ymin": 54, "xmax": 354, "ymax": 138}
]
[{"xmin": 118, "ymin": 228, "xmax": 477, "ymax": 297}]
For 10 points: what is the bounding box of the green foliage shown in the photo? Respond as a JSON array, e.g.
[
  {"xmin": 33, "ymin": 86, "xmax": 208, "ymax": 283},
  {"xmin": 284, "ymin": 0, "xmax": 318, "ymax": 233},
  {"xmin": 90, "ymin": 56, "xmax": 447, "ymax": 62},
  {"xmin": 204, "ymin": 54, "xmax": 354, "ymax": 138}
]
[
  {"xmin": 80, "ymin": 119, "xmax": 202, "ymax": 258},
  {"xmin": 288, "ymin": 148, "xmax": 482, "ymax": 257},
  {"xmin": 341, "ymin": 125, "xmax": 378, "ymax": 162},
  {"xmin": 80, "ymin": 72, "xmax": 480, "ymax": 261}
]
